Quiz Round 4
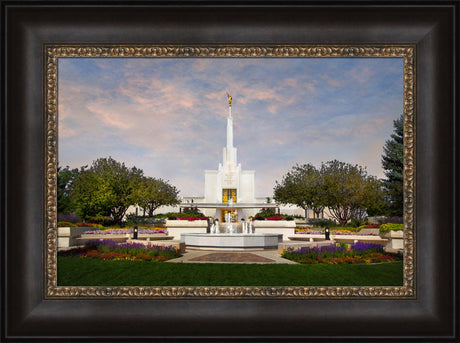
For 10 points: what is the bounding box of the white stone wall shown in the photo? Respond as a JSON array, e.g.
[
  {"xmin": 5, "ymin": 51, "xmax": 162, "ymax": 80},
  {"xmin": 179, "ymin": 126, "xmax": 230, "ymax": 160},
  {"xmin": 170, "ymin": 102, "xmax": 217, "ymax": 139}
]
[
  {"xmin": 204, "ymin": 170, "xmax": 219, "ymax": 203},
  {"xmin": 239, "ymin": 170, "xmax": 256, "ymax": 202}
]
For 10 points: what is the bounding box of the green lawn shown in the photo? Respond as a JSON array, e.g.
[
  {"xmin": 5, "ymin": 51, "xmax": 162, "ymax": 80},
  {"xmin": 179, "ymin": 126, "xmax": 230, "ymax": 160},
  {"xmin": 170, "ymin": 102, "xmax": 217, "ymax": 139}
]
[{"xmin": 58, "ymin": 257, "xmax": 403, "ymax": 286}]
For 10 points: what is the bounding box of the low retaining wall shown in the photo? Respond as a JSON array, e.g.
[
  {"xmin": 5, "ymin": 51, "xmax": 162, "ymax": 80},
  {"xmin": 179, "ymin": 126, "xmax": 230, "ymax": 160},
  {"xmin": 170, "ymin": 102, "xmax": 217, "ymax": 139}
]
[
  {"xmin": 288, "ymin": 234, "xmax": 389, "ymax": 245},
  {"xmin": 58, "ymin": 226, "xmax": 94, "ymax": 248},
  {"xmin": 288, "ymin": 233, "xmax": 404, "ymax": 253},
  {"xmin": 252, "ymin": 220, "xmax": 296, "ymax": 241},
  {"xmin": 165, "ymin": 220, "xmax": 208, "ymax": 239},
  {"xmin": 79, "ymin": 233, "xmax": 172, "ymax": 243},
  {"xmin": 278, "ymin": 240, "xmax": 335, "ymax": 253},
  {"xmin": 129, "ymin": 239, "xmax": 186, "ymax": 253},
  {"xmin": 381, "ymin": 230, "xmax": 404, "ymax": 251}
]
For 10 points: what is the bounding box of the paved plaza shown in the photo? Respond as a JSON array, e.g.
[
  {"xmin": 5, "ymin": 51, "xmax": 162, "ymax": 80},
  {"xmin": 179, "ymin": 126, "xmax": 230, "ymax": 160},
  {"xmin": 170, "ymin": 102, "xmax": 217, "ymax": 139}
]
[{"xmin": 166, "ymin": 249, "xmax": 298, "ymax": 264}]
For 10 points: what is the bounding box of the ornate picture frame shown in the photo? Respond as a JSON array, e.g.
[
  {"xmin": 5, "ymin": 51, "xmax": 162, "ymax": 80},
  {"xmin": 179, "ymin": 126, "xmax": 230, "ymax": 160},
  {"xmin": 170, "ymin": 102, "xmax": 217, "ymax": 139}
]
[{"xmin": 3, "ymin": 2, "xmax": 456, "ymax": 341}]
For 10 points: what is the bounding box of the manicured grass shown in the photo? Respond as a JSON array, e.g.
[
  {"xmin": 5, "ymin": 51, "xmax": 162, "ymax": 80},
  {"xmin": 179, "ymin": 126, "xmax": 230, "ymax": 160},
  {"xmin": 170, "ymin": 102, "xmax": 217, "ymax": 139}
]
[{"xmin": 58, "ymin": 257, "xmax": 403, "ymax": 286}]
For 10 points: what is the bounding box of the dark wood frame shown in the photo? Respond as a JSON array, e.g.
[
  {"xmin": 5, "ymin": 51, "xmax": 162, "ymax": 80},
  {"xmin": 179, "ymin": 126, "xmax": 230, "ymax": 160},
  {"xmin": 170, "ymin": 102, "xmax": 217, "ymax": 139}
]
[{"xmin": 2, "ymin": 1, "xmax": 457, "ymax": 341}]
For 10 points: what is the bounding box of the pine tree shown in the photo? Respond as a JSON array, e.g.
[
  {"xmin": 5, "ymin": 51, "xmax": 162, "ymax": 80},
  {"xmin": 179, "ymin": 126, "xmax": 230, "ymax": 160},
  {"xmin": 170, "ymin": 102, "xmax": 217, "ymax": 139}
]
[{"xmin": 382, "ymin": 115, "xmax": 404, "ymax": 217}]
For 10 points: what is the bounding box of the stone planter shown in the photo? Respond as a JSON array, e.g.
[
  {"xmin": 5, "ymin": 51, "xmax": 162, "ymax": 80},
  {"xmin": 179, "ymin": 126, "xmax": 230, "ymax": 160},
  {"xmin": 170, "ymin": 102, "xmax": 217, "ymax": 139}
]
[
  {"xmin": 129, "ymin": 239, "xmax": 186, "ymax": 253},
  {"xmin": 252, "ymin": 220, "xmax": 296, "ymax": 228},
  {"xmin": 79, "ymin": 234, "xmax": 130, "ymax": 244},
  {"xmin": 380, "ymin": 230, "xmax": 403, "ymax": 238},
  {"xmin": 58, "ymin": 226, "xmax": 95, "ymax": 248},
  {"xmin": 79, "ymin": 233, "xmax": 172, "ymax": 243},
  {"xmin": 165, "ymin": 219, "xmax": 208, "ymax": 239},
  {"xmin": 252, "ymin": 220, "xmax": 296, "ymax": 241},
  {"xmin": 166, "ymin": 219, "xmax": 209, "ymax": 227},
  {"xmin": 380, "ymin": 230, "xmax": 404, "ymax": 251}
]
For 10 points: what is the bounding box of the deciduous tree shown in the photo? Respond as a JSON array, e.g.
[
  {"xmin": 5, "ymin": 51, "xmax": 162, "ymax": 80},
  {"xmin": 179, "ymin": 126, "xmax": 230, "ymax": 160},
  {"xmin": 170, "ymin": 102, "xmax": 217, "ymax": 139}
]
[
  {"xmin": 57, "ymin": 164, "xmax": 87, "ymax": 214},
  {"xmin": 273, "ymin": 163, "xmax": 325, "ymax": 219},
  {"xmin": 274, "ymin": 160, "xmax": 386, "ymax": 226},
  {"xmin": 137, "ymin": 177, "xmax": 180, "ymax": 216},
  {"xmin": 71, "ymin": 157, "xmax": 144, "ymax": 223},
  {"xmin": 320, "ymin": 160, "xmax": 385, "ymax": 226}
]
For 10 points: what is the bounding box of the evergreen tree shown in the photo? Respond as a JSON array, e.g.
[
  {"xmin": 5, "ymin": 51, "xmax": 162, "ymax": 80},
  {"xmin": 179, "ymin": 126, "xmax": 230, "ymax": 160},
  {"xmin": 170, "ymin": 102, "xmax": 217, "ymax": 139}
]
[{"xmin": 381, "ymin": 114, "xmax": 404, "ymax": 217}]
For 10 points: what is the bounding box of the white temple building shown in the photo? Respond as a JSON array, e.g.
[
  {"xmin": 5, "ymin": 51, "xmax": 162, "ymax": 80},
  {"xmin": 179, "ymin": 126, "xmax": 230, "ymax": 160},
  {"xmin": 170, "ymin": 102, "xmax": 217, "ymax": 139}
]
[
  {"xmin": 179, "ymin": 94, "xmax": 278, "ymax": 222},
  {"xmin": 128, "ymin": 94, "xmax": 329, "ymax": 222}
]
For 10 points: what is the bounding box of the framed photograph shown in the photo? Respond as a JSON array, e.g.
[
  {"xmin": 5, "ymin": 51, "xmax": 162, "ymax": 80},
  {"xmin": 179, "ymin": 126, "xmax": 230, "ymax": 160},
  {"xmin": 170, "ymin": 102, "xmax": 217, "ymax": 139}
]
[{"xmin": 2, "ymin": 1, "xmax": 456, "ymax": 341}]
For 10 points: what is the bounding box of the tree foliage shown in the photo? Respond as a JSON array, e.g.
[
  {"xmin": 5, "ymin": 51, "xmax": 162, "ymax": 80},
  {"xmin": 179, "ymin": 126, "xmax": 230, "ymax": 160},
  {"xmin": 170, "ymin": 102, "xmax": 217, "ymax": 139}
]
[
  {"xmin": 274, "ymin": 160, "xmax": 386, "ymax": 226},
  {"xmin": 321, "ymin": 160, "xmax": 386, "ymax": 225},
  {"xmin": 137, "ymin": 177, "xmax": 181, "ymax": 216},
  {"xmin": 381, "ymin": 115, "xmax": 404, "ymax": 217},
  {"xmin": 273, "ymin": 163, "xmax": 325, "ymax": 218},
  {"xmin": 71, "ymin": 157, "xmax": 144, "ymax": 223},
  {"xmin": 57, "ymin": 165, "xmax": 87, "ymax": 214}
]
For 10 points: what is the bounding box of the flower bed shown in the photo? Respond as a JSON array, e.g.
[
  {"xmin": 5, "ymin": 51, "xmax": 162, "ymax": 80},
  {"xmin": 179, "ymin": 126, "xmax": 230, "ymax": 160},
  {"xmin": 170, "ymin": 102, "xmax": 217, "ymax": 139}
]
[
  {"xmin": 281, "ymin": 242, "xmax": 401, "ymax": 264},
  {"xmin": 174, "ymin": 216, "xmax": 209, "ymax": 221},
  {"xmin": 58, "ymin": 239, "xmax": 181, "ymax": 262},
  {"xmin": 82, "ymin": 228, "xmax": 168, "ymax": 235},
  {"xmin": 252, "ymin": 215, "xmax": 295, "ymax": 221},
  {"xmin": 379, "ymin": 223, "xmax": 404, "ymax": 233},
  {"xmin": 295, "ymin": 228, "xmax": 375, "ymax": 236},
  {"xmin": 358, "ymin": 224, "xmax": 381, "ymax": 229},
  {"xmin": 58, "ymin": 221, "xmax": 102, "ymax": 229}
]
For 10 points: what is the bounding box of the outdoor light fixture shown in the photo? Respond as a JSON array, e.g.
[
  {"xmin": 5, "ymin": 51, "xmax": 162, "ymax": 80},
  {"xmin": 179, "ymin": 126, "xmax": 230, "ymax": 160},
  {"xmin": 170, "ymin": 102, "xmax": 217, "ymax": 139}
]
[
  {"xmin": 325, "ymin": 227, "xmax": 330, "ymax": 240},
  {"xmin": 133, "ymin": 226, "xmax": 138, "ymax": 240}
]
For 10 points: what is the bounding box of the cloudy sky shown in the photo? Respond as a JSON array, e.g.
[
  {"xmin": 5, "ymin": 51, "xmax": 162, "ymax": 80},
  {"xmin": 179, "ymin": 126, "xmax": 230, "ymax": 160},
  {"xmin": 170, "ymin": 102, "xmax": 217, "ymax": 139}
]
[{"xmin": 58, "ymin": 57, "xmax": 403, "ymax": 197}]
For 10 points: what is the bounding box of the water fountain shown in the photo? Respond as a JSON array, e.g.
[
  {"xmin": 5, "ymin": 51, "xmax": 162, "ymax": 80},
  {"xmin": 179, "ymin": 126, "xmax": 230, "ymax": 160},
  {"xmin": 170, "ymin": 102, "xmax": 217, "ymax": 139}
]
[{"xmin": 181, "ymin": 215, "xmax": 282, "ymax": 250}]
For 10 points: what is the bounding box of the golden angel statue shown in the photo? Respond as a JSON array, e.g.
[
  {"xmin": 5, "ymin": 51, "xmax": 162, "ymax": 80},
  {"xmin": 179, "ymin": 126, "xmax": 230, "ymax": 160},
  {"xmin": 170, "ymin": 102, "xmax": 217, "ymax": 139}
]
[{"xmin": 226, "ymin": 92, "xmax": 232, "ymax": 106}]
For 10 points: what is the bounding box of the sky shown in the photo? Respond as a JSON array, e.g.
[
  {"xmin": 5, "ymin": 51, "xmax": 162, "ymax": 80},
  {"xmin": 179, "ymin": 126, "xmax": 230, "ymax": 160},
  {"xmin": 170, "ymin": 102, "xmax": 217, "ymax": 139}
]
[{"xmin": 58, "ymin": 57, "xmax": 403, "ymax": 198}]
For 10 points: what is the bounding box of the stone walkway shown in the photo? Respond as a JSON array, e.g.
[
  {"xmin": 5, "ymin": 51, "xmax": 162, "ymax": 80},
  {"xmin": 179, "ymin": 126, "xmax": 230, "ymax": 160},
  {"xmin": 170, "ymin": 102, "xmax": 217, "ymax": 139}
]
[{"xmin": 166, "ymin": 249, "xmax": 298, "ymax": 264}]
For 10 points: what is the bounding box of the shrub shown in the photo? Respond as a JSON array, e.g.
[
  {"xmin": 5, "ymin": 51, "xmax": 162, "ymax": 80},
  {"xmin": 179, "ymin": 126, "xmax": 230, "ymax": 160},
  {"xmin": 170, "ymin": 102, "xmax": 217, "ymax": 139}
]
[
  {"xmin": 379, "ymin": 223, "xmax": 404, "ymax": 233},
  {"xmin": 57, "ymin": 213, "xmax": 81, "ymax": 223},
  {"xmin": 125, "ymin": 214, "xmax": 166, "ymax": 227},
  {"xmin": 358, "ymin": 224, "xmax": 381, "ymax": 229},
  {"xmin": 307, "ymin": 218, "xmax": 337, "ymax": 227},
  {"xmin": 87, "ymin": 215, "xmax": 119, "ymax": 227},
  {"xmin": 346, "ymin": 218, "xmax": 364, "ymax": 228},
  {"xmin": 157, "ymin": 211, "xmax": 207, "ymax": 220},
  {"xmin": 256, "ymin": 208, "xmax": 276, "ymax": 217},
  {"xmin": 381, "ymin": 216, "xmax": 403, "ymax": 224},
  {"xmin": 58, "ymin": 221, "xmax": 103, "ymax": 229}
]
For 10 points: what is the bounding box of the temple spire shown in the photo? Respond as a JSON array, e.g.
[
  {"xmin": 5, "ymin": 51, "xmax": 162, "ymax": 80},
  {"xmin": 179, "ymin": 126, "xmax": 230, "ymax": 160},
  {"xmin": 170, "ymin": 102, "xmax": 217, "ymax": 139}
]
[{"xmin": 226, "ymin": 93, "xmax": 233, "ymax": 149}]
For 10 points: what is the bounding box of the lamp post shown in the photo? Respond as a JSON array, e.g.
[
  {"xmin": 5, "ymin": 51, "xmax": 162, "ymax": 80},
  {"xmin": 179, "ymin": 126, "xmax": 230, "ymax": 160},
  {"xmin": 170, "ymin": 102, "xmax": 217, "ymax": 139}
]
[
  {"xmin": 325, "ymin": 227, "xmax": 330, "ymax": 240},
  {"xmin": 133, "ymin": 226, "xmax": 138, "ymax": 240}
]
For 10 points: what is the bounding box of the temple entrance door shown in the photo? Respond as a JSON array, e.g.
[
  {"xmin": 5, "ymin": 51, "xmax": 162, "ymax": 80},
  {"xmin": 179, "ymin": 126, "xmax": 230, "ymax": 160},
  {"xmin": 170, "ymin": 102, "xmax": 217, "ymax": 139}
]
[
  {"xmin": 222, "ymin": 188, "xmax": 237, "ymax": 203},
  {"xmin": 221, "ymin": 209, "xmax": 238, "ymax": 223},
  {"xmin": 222, "ymin": 189, "xmax": 238, "ymax": 222}
]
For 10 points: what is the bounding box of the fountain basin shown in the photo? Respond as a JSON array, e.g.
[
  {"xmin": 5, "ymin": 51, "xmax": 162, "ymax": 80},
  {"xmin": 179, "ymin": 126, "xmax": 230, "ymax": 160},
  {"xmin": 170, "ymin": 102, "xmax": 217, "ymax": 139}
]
[{"xmin": 181, "ymin": 233, "xmax": 282, "ymax": 250}]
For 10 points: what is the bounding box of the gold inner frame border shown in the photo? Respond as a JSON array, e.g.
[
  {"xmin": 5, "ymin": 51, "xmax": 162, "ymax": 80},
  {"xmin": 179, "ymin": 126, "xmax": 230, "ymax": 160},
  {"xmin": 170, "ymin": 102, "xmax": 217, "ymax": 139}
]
[{"xmin": 44, "ymin": 44, "xmax": 416, "ymax": 299}]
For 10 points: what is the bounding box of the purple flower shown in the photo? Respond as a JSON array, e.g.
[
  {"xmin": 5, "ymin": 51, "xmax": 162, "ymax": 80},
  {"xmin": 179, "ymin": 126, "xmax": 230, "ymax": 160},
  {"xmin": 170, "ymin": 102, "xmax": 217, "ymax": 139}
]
[
  {"xmin": 350, "ymin": 242, "xmax": 384, "ymax": 252},
  {"xmin": 83, "ymin": 228, "xmax": 168, "ymax": 235},
  {"xmin": 57, "ymin": 213, "xmax": 81, "ymax": 223}
]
